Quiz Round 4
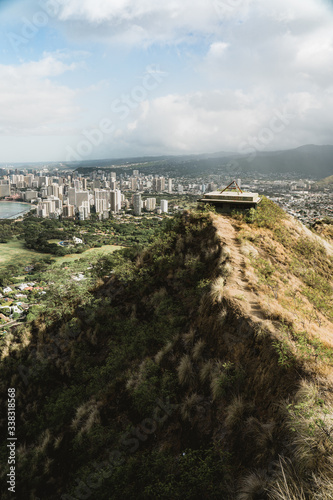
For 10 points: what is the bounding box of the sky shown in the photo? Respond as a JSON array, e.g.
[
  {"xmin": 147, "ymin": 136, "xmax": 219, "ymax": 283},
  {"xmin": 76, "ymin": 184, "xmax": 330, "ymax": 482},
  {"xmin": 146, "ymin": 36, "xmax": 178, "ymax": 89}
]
[{"xmin": 1, "ymin": 0, "xmax": 333, "ymax": 163}]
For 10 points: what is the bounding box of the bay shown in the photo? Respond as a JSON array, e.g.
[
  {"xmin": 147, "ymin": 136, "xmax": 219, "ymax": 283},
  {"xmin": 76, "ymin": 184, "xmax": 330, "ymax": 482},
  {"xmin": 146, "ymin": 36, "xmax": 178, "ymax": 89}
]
[{"xmin": 0, "ymin": 202, "xmax": 32, "ymax": 219}]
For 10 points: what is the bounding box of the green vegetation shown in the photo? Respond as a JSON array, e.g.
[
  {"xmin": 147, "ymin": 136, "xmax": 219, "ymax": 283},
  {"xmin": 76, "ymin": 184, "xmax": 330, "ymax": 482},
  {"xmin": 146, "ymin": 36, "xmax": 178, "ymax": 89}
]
[
  {"xmin": 0, "ymin": 206, "xmax": 333, "ymax": 499},
  {"xmin": 0, "ymin": 210, "xmax": 228, "ymax": 499},
  {"xmin": 0, "ymin": 239, "xmax": 47, "ymax": 267}
]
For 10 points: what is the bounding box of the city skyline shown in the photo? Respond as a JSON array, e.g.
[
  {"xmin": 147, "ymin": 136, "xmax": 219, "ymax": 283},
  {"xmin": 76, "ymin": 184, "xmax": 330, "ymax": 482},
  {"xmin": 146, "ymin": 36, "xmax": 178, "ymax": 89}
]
[{"xmin": 1, "ymin": 0, "xmax": 333, "ymax": 163}]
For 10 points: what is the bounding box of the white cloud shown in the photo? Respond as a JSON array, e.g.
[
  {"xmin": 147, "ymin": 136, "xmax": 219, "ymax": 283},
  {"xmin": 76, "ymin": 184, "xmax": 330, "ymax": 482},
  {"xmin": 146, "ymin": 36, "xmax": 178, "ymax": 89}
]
[
  {"xmin": 107, "ymin": 87, "xmax": 333, "ymax": 155},
  {"xmin": 2, "ymin": 0, "xmax": 333, "ymax": 161},
  {"xmin": 207, "ymin": 42, "xmax": 229, "ymax": 59},
  {"xmin": 54, "ymin": 0, "xmax": 333, "ymax": 47},
  {"xmin": 0, "ymin": 54, "xmax": 80, "ymax": 135},
  {"xmin": 55, "ymin": 0, "xmax": 221, "ymax": 45}
]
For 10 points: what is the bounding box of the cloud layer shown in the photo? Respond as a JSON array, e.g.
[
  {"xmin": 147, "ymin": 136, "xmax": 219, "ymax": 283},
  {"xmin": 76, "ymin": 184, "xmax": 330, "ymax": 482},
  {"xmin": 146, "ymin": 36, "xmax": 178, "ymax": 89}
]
[{"xmin": 1, "ymin": 0, "xmax": 333, "ymax": 161}]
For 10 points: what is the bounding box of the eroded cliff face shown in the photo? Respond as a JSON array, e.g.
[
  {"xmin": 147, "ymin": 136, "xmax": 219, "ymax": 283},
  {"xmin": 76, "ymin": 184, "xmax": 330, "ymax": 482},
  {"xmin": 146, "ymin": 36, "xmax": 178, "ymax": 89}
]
[{"xmin": 0, "ymin": 205, "xmax": 332, "ymax": 499}]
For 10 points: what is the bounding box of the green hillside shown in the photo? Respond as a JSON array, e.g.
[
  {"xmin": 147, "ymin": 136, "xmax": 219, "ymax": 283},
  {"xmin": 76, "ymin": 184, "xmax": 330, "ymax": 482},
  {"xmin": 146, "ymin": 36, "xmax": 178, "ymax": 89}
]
[
  {"xmin": 73, "ymin": 145, "xmax": 333, "ymax": 178},
  {"xmin": 1, "ymin": 204, "xmax": 333, "ymax": 499}
]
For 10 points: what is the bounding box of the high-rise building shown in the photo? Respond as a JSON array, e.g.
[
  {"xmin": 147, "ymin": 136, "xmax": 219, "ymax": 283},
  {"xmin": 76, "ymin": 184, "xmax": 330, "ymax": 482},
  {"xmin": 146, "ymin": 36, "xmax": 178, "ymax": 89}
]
[
  {"xmin": 145, "ymin": 197, "xmax": 156, "ymax": 211},
  {"xmin": 94, "ymin": 189, "xmax": 110, "ymax": 213},
  {"xmin": 74, "ymin": 179, "xmax": 82, "ymax": 191},
  {"xmin": 63, "ymin": 205, "xmax": 75, "ymax": 218},
  {"xmin": 79, "ymin": 202, "xmax": 90, "ymax": 220},
  {"xmin": 23, "ymin": 190, "xmax": 38, "ymax": 202},
  {"xmin": 168, "ymin": 178, "xmax": 173, "ymax": 193},
  {"xmin": 38, "ymin": 176, "xmax": 49, "ymax": 187},
  {"xmin": 0, "ymin": 182, "xmax": 10, "ymax": 197},
  {"xmin": 110, "ymin": 190, "xmax": 122, "ymax": 213},
  {"xmin": 47, "ymin": 184, "xmax": 60, "ymax": 198},
  {"xmin": 160, "ymin": 200, "xmax": 168, "ymax": 213},
  {"xmin": 153, "ymin": 176, "xmax": 165, "ymax": 192},
  {"xmin": 24, "ymin": 174, "xmax": 34, "ymax": 187},
  {"xmin": 131, "ymin": 177, "xmax": 138, "ymax": 191},
  {"xmin": 76, "ymin": 191, "xmax": 90, "ymax": 215},
  {"xmin": 68, "ymin": 188, "xmax": 76, "ymax": 206},
  {"xmin": 133, "ymin": 193, "xmax": 142, "ymax": 216}
]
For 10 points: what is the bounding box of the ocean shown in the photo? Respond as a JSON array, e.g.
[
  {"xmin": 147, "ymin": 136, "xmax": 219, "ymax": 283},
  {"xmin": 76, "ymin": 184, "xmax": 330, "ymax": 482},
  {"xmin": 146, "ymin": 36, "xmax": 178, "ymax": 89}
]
[{"xmin": 0, "ymin": 202, "xmax": 32, "ymax": 219}]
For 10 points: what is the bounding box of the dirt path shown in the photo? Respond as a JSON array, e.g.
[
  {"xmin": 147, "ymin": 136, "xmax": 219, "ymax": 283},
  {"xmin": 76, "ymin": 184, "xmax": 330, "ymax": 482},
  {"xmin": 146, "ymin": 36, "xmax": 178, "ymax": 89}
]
[
  {"xmin": 212, "ymin": 213, "xmax": 333, "ymax": 347},
  {"xmin": 212, "ymin": 214, "xmax": 266, "ymax": 321}
]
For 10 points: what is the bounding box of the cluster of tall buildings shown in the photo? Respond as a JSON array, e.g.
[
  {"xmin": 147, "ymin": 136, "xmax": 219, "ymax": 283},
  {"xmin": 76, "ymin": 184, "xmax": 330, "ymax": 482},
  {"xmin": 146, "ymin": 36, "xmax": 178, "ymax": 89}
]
[
  {"xmin": 37, "ymin": 184, "xmax": 123, "ymax": 220},
  {"xmin": 132, "ymin": 194, "xmax": 168, "ymax": 216},
  {"xmin": 0, "ymin": 168, "xmax": 172, "ymax": 219},
  {"xmin": 0, "ymin": 171, "xmax": 124, "ymax": 220}
]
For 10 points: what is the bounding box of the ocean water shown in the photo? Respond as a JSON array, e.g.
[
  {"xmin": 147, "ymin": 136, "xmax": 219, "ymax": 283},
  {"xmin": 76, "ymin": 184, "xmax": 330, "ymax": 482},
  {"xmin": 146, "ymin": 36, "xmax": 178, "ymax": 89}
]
[{"xmin": 0, "ymin": 202, "xmax": 32, "ymax": 219}]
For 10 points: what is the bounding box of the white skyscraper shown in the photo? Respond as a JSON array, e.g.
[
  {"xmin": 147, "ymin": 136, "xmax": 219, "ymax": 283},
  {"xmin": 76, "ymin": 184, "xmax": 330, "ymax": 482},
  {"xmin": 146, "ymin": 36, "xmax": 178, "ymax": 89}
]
[
  {"xmin": 160, "ymin": 200, "xmax": 168, "ymax": 213},
  {"xmin": 94, "ymin": 189, "xmax": 110, "ymax": 213},
  {"xmin": 145, "ymin": 198, "xmax": 156, "ymax": 211}
]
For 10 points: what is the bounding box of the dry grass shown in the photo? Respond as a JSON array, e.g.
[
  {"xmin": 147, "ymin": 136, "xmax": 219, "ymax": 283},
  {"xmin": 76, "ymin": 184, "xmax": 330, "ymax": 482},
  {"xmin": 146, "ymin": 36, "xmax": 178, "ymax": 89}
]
[
  {"xmin": 35, "ymin": 429, "xmax": 52, "ymax": 457},
  {"xmin": 237, "ymin": 470, "xmax": 269, "ymax": 500},
  {"xmin": 220, "ymin": 262, "xmax": 233, "ymax": 278},
  {"xmin": 192, "ymin": 339, "xmax": 205, "ymax": 361},
  {"xmin": 210, "ymin": 361, "xmax": 233, "ymax": 401},
  {"xmin": 154, "ymin": 341, "xmax": 173, "ymax": 364},
  {"xmin": 225, "ymin": 396, "xmax": 250, "ymax": 430},
  {"xmin": 209, "ymin": 276, "xmax": 225, "ymax": 304},
  {"xmin": 284, "ymin": 380, "xmax": 333, "ymax": 476},
  {"xmin": 220, "ymin": 245, "xmax": 231, "ymax": 261},
  {"xmin": 126, "ymin": 358, "xmax": 152, "ymax": 391},
  {"xmin": 258, "ymin": 297, "xmax": 294, "ymax": 325},
  {"xmin": 182, "ymin": 328, "xmax": 196, "ymax": 348},
  {"xmin": 268, "ymin": 458, "xmax": 306, "ymax": 500},
  {"xmin": 180, "ymin": 392, "xmax": 202, "ymax": 421},
  {"xmin": 177, "ymin": 354, "xmax": 195, "ymax": 387},
  {"xmin": 54, "ymin": 435, "xmax": 63, "ymax": 450},
  {"xmin": 200, "ymin": 359, "xmax": 214, "ymax": 384},
  {"xmin": 244, "ymin": 417, "xmax": 275, "ymax": 461},
  {"xmin": 71, "ymin": 400, "xmax": 101, "ymax": 435}
]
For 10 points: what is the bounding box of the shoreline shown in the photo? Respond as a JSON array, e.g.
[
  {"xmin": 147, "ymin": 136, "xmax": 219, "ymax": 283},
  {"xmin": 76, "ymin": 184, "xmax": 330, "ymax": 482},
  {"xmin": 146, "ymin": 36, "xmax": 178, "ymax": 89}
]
[{"xmin": 0, "ymin": 201, "xmax": 33, "ymax": 220}]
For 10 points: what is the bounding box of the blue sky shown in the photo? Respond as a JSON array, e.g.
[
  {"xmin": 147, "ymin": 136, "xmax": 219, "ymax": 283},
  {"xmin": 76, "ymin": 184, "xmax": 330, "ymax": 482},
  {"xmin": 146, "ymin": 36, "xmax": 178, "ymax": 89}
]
[{"xmin": 1, "ymin": 0, "xmax": 333, "ymax": 162}]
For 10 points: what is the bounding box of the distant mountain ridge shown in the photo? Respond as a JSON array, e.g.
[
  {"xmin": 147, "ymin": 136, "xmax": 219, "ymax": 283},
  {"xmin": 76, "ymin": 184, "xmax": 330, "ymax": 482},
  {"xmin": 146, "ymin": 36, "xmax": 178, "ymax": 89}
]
[
  {"xmin": 232, "ymin": 144, "xmax": 333, "ymax": 177},
  {"xmin": 72, "ymin": 144, "xmax": 333, "ymax": 178}
]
